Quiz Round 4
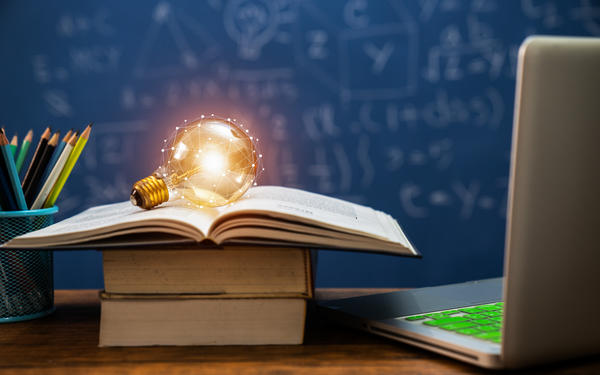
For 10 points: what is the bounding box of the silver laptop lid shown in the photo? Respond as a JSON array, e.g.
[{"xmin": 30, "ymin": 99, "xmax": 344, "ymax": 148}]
[{"xmin": 503, "ymin": 36, "xmax": 600, "ymax": 367}]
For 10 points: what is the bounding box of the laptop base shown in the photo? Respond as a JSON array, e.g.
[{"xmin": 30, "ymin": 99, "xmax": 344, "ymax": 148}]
[{"xmin": 317, "ymin": 278, "xmax": 503, "ymax": 368}]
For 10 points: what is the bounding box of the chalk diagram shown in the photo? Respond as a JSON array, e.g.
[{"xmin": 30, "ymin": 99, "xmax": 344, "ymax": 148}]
[
  {"xmin": 521, "ymin": 0, "xmax": 563, "ymax": 29},
  {"xmin": 294, "ymin": 0, "xmax": 419, "ymax": 102},
  {"xmin": 224, "ymin": 0, "xmax": 295, "ymax": 60},
  {"xmin": 399, "ymin": 179, "xmax": 503, "ymax": 220},
  {"xmin": 133, "ymin": 2, "xmax": 219, "ymax": 78},
  {"xmin": 571, "ymin": 0, "xmax": 600, "ymax": 35},
  {"xmin": 422, "ymin": 17, "xmax": 507, "ymax": 83}
]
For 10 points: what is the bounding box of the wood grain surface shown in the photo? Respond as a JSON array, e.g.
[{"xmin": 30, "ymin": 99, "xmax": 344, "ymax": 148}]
[{"xmin": 0, "ymin": 289, "xmax": 598, "ymax": 374}]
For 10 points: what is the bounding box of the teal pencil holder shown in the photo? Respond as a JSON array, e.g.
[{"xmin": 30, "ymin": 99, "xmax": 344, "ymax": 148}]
[{"xmin": 0, "ymin": 206, "xmax": 58, "ymax": 323}]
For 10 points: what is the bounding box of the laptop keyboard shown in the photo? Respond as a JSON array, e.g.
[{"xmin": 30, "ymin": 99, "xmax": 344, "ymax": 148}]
[{"xmin": 403, "ymin": 302, "xmax": 503, "ymax": 343}]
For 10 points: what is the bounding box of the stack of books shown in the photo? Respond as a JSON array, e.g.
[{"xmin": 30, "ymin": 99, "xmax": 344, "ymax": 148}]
[
  {"xmin": 4, "ymin": 186, "xmax": 418, "ymax": 346},
  {"xmin": 99, "ymin": 246, "xmax": 314, "ymax": 346}
]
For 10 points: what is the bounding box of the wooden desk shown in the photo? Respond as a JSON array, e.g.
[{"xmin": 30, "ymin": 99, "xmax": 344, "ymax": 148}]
[{"xmin": 0, "ymin": 290, "xmax": 598, "ymax": 374}]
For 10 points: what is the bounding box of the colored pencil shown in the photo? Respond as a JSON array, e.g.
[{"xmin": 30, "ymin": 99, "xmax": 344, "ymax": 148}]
[
  {"xmin": 31, "ymin": 132, "xmax": 77, "ymax": 209},
  {"xmin": 24, "ymin": 131, "xmax": 59, "ymax": 207},
  {"xmin": 15, "ymin": 129, "xmax": 33, "ymax": 173},
  {"xmin": 0, "ymin": 129, "xmax": 13, "ymax": 210},
  {"xmin": 0, "ymin": 155, "xmax": 17, "ymax": 210},
  {"xmin": 21, "ymin": 127, "xmax": 51, "ymax": 192},
  {"xmin": 41, "ymin": 129, "xmax": 72, "ymax": 185},
  {"xmin": 45, "ymin": 123, "xmax": 92, "ymax": 208},
  {"xmin": 9, "ymin": 135, "xmax": 18, "ymax": 157},
  {"xmin": 0, "ymin": 131, "xmax": 27, "ymax": 210}
]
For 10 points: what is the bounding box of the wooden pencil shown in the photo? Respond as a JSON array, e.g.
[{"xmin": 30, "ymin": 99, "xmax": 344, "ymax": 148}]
[
  {"xmin": 0, "ymin": 130, "xmax": 17, "ymax": 210},
  {"xmin": 21, "ymin": 127, "xmax": 51, "ymax": 191},
  {"xmin": 24, "ymin": 131, "xmax": 60, "ymax": 207},
  {"xmin": 31, "ymin": 132, "xmax": 78, "ymax": 210},
  {"xmin": 9, "ymin": 135, "xmax": 18, "ymax": 157},
  {"xmin": 0, "ymin": 161, "xmax": 15, "ymax": 210},
  {"xmin": 0, "ymin": 130, "xmax": 27, "ymax": 210},
  {"xmin": 45, "ymin": 123, "xmax": 92, "ymax": 208},
  {"xmin": 41, "ymin": 129, "xmax": 72, "ymax": 185},
  {"xmin": 15, "ymin": 129, "xmax": 33, "ymax": 174}
]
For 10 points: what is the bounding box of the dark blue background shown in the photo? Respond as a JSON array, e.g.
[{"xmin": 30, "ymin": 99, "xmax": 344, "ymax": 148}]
[{"xmin": 1, "ymin": 1, "xmax": 598, "ymax": 288}]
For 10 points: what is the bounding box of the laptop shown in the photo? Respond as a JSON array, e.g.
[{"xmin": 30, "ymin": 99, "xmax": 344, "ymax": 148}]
[{"xmin": 317, "ymin": 36, "xmax": 600, "ymax": 369}]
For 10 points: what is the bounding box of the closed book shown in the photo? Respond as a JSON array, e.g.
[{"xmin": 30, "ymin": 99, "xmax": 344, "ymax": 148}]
[
  {"xmin": 99, "ymin": 294, "xmax": 307, "ymax": 347},
  {"xmin": 102, "ymin": 246, "xmax": 313, "ymax": 296}
]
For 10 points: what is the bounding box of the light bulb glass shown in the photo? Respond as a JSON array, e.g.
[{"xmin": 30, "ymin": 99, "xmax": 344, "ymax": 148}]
[{"xmin": 131, "ymin": 116, "xmax": 258, "ymax": 209}]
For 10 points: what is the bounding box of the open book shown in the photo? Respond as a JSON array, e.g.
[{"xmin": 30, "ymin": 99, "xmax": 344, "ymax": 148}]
[{"xmin": 3, "ymin": 186, "xmax": 419, "ymax": 256}]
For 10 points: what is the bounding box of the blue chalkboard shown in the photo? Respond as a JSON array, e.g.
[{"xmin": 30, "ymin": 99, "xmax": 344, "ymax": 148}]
[{"xmin": 1, "ymin": 0, "xmax": 598, "ymax": 289}]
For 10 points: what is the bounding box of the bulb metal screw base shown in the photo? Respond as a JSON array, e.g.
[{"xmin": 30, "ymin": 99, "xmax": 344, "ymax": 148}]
[{"xmin": 130, "ymin": 175, "xmax": 169, "ymax": 209}]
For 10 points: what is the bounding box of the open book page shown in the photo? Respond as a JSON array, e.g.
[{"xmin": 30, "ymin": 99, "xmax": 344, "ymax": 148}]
[
  {"xmin": 4, "ymin": 185, "xmax": 416, "ymax": 255},
  {"xmin": 6, "ymin": 201, "xmax": 218, "ymax": 246},
  {"xmin": 211, "ymin": 216, "xmax": 406, "ymax": 250},
  {"xmin": 211, "ymin": 186, "xmax": 416, "ymax": 253}
]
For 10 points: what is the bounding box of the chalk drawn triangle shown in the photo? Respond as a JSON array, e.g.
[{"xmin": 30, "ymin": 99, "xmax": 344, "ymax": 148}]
[{"xmin": 134, "ymin": 2, "xmax": 219, "ymax": 78}]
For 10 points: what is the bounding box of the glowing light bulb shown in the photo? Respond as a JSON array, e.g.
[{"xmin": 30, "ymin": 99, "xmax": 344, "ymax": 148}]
[{"xmin": 130, "ymin": 116, "xmax": 258, "ymax": 209}]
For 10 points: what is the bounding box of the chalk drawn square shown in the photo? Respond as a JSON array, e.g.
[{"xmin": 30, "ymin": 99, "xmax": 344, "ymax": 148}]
[{"xmin": 340, "ymin": 24, "xmax": 417, "ymax": 101}]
